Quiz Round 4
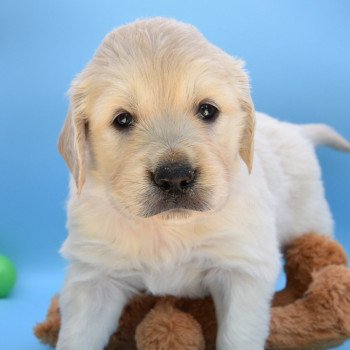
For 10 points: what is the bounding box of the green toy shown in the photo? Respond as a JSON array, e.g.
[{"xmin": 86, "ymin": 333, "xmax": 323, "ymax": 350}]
[{"xmin": 0, "ymin": 255, "xmax": 16, "ymax": 297}]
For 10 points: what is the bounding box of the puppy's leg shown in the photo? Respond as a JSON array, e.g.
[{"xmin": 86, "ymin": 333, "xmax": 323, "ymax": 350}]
[
  {"xmin": 56, "ymin": 264, "xmax": 133, "ymax": 350},
  {"xmin": 206, "ymin": 263, "xmax": 279, "ymax": 350}
]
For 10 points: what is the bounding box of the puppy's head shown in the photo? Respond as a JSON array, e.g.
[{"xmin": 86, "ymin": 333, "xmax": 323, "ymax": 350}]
[{"xmin": 59, "ymin": 18, "xmax": 255, "ymax": 220}]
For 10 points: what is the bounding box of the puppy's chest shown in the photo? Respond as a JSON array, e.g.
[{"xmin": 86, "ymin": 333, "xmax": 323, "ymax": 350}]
[{"xmin": 141, "ymin": 260, "xmax": 208, "ymax": 297}]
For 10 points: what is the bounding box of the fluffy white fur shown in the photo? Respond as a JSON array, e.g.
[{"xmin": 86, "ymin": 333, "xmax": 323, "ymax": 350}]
[{"xmin": 56, "ymin": 18, "xmax": 350, "ymax": 350}]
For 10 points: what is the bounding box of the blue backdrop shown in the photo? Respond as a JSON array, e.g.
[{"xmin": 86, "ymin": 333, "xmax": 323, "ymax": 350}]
[{"xmin": 1, "ymin": 1, "xmax": 349, "ymax": 349}]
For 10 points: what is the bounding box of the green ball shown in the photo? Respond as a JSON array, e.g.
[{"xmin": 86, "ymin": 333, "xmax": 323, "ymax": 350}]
[{"xmin": 0, "ymin": 255, "xmax": 16, "ymax": 298}]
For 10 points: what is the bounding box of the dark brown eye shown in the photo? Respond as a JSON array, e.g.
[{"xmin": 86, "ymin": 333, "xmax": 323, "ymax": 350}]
[
  {"xmin": 198, "ymin": 103, "xmax": 219, "ymax": 122},
  {"xmin": 112, "ymin": 112, "xmax": 134, "ymax": 129}
]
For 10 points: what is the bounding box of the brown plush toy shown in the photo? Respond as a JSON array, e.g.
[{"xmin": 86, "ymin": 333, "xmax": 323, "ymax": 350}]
[{"xmin": 35, "ymin": 233, "xmax": 350, "ymax": 349}]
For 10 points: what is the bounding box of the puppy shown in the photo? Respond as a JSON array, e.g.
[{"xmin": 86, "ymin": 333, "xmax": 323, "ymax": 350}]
[{"xmin": 56, "ymin": 18, "xmax": 350, "ymax": 350}]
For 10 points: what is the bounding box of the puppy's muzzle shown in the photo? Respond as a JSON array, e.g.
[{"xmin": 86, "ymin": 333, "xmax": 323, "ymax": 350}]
[
  {"xmin": 151, "ymin": 162, "xmax": 196, "ymax": 193},
  {"xmin": 141, "ymin": 161, "xmax": 208, "ymax": 217}
]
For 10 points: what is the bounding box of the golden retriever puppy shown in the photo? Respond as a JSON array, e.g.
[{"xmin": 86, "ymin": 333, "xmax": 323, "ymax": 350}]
[{"xmin": 56, "ymin": 18, "xmax": 350, "ymax": 350}]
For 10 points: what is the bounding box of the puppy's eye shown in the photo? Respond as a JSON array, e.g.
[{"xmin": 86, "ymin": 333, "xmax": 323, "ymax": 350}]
[
  {"xmin": 112, "ymin": 112, "xmax": 134, "ymax": 129},
  {"xmin": 198, "ymin": 103, "xmax": 219, "ymax": 122}
]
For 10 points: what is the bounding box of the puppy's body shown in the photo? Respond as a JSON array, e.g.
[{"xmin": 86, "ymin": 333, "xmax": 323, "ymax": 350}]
[{"xmin": 56, "ymin": 18, "xmax": 349, "ymax": 350}]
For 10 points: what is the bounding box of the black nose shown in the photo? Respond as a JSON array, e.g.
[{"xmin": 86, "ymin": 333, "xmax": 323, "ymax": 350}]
[{"xmin": 152, "ymin": 163, "xmax": 196, "ymax": 192}]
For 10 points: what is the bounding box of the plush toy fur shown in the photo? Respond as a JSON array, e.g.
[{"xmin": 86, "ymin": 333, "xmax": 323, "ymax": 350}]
[{"xmin": 35, "ymin": 233, "xmax": 350, "ymax": 349}]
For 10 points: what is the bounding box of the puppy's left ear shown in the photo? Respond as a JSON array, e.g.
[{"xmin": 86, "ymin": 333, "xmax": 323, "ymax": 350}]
[
  {"xmin": 239, "ymin": 95, "xmax": 255, "ymax": 174},
  {"xmin": 233, "ymin": 59, "xmax": 256, "ymax": 174}
]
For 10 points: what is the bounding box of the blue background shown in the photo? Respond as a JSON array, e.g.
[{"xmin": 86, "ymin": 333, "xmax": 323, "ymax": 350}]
[{"xmin": 1, "ymin": 1, "xmax": 349, "ymax": 349}]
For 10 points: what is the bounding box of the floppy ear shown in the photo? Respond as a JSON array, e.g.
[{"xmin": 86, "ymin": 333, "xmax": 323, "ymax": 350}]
[
  {"xmin": 239, "ymin": 95, "xmax": 256, "ymax": 174},
  {"xmin": 58, "ymin": 106, "xmax": 87, "ymax": 194},
  {"xmin": 231, "ymin": 58, "xmax": 256, "ymax": 174}
]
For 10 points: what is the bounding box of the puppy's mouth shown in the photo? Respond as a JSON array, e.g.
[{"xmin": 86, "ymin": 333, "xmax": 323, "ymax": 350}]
[{"xmin": 140, "ymin": 189, "xmax": 210, "ymax": 218}]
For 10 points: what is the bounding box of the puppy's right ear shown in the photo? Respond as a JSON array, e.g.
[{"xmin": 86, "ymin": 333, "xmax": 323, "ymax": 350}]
[{"xmin": 58, "ymin": 106, "xmax": 86, "ymax": 194}]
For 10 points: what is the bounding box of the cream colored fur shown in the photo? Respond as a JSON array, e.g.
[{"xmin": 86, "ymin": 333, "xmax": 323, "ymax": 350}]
[{"xmin": 56, "ymin": 18, "xmax": 350, "ymax": 350}]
